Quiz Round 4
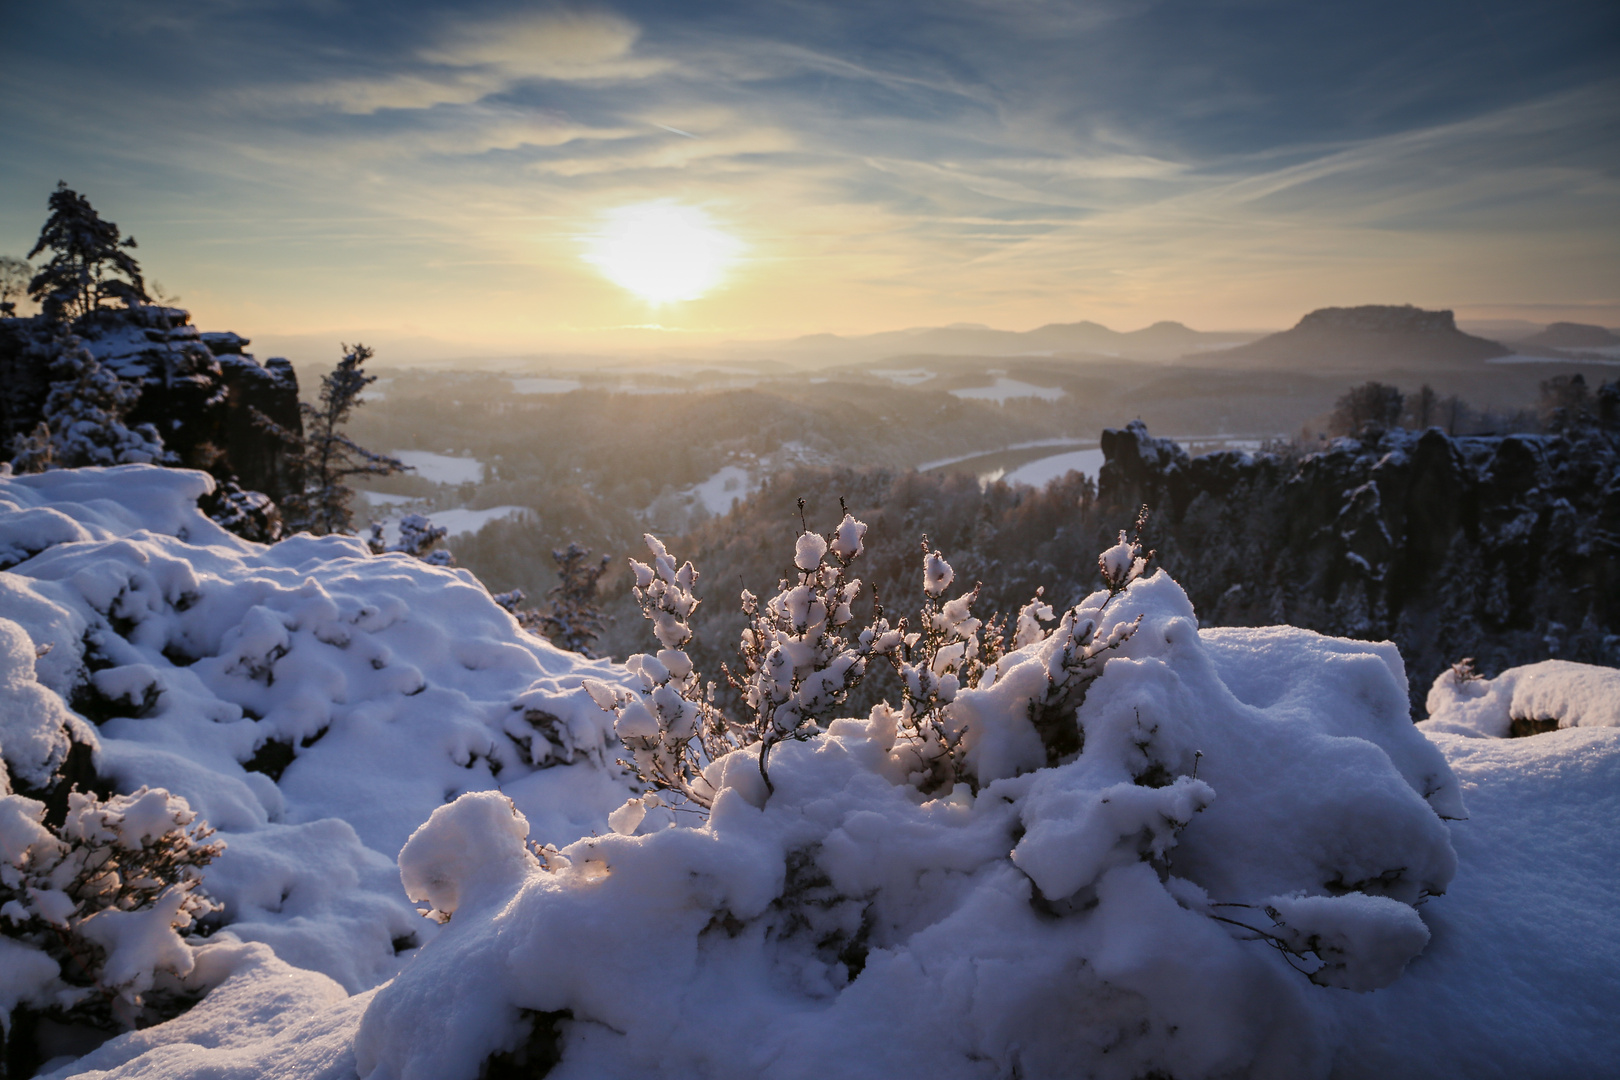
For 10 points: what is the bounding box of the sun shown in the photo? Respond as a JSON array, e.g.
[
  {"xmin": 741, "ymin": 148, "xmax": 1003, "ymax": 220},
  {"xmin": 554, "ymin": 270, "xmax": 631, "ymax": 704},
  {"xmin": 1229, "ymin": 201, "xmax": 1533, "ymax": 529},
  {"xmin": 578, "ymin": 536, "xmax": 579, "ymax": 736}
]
[{"xmin": 583, "ymin": 201, "xmax": 743, "ymax": 304}]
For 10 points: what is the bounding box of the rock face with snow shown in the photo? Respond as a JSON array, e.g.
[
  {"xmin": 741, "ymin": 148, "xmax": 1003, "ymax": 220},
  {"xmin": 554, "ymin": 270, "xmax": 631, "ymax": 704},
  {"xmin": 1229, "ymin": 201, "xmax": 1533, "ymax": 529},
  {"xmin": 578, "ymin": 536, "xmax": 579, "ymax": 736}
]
[
  {"xmin": 1098, "ymin": 419, "xmax": 1620, "ymax": 711},
  {"xmin": 0, "ymin": 309, "xmax": 303, "ymax": 501}
]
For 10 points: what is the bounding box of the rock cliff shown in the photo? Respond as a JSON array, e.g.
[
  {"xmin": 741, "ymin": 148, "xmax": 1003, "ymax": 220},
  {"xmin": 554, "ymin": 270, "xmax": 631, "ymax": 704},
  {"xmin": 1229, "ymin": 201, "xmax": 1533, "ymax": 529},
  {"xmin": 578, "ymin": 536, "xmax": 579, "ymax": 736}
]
[
  {"xmin": 1099, "ymin": 409, "xmax": 1620, "ymax": 712},
  {"xmin": 0, "ymin": 307, "xmax": 302, "ymax": 501}
]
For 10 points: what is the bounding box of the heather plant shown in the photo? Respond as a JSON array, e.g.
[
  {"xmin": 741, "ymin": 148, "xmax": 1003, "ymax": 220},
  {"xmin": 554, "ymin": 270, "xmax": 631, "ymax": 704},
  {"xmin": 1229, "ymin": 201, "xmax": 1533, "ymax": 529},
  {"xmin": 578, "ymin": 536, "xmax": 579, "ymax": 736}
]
[
  {"xmin": 591, "ymin": 503, "xmax": 1158, "ymax": 809},
  {"xmin": 0, "ymin": 784, "xmax": 223, "ymax": 1033}
]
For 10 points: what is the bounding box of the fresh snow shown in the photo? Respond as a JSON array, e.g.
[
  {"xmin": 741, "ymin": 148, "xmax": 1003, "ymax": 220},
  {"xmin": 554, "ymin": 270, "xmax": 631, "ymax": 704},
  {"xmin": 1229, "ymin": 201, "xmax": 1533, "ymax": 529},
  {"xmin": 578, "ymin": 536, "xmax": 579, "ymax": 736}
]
[
  {"xmin": 3, "ymin": 465, "xmax": 1618, "ymax": 1079},
  {"xmin": 949, "ymin": 377, "xmax": 1066, "ymax": 403},
  {"xmin": 684, "ymin": 465, "xmax": 756, "ymax": 516},
  {"xmin": 0, "ymin": 466, "xmax": 630, "ymax": 1005},
  {"xmin": 388, "ymin": 452, "xmax": 484, "ymax": 486}
]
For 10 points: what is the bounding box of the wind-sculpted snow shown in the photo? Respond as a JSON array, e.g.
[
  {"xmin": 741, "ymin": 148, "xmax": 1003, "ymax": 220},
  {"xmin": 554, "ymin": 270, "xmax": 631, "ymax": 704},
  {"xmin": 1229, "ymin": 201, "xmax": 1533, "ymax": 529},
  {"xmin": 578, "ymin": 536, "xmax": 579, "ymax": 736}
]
[
  {"xmin": 360, "ymin": 572, "xmax": 1462, "ymax": 1080},
  {"xmin": 0, "ymin": 465, "xmax": 629, "ymax": 998}
]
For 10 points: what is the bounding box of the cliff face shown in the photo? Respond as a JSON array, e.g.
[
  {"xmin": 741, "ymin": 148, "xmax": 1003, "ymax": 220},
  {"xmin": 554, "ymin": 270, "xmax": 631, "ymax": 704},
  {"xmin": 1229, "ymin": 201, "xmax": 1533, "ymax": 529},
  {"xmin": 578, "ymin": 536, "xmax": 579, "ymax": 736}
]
[
  {"xmin": 1198, "ymin": 303, "xmax": 1511, "ymax": 369},
  {"xmin": 0, "ymin": 307, "xmax": 302, "ymax": 501},
  {"xmin": 1099, "ymin": 415, "xmax": 1620, "ymax": 711}
]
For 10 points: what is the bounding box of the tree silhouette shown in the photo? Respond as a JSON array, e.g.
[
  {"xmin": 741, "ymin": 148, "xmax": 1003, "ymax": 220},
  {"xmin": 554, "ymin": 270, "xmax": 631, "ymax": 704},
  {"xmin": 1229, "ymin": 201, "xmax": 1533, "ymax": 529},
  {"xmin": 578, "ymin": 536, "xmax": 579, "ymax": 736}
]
[
  {"xmin": 281, "ymin": 343, "xmax": 409, "ymax": 536},
  {"xmin": 27, "ymin": 182, "xmax": 149, "ymax": 322}
]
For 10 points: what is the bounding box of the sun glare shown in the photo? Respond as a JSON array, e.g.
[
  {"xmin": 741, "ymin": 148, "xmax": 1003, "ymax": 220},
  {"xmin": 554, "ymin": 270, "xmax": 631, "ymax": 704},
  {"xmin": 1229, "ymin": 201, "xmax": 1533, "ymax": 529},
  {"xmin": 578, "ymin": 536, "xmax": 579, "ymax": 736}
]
[{"xmin": 584, "ymin": 201, "xmax": 743, "ymax": 304}]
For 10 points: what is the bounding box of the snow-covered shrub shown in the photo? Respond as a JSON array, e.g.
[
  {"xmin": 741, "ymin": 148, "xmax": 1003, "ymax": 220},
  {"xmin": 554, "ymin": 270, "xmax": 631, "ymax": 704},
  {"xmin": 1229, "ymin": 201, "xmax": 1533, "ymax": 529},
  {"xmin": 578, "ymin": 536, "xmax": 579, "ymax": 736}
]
[
  {"xmin": 538, "ymin": 542, "xmax": 609, "ymax": 657},
  {"xmin": 199, "ymin": 478, "xmax": 283, "ymax": 544},
  {"xmin": 361, "ymin": 516, "xmax": 1463, "ymax": 1080},
  {"xmin": 1422, "ymin": 659, "xmax": 1620, "ymax": 738},
  {"xmin": 0, "ymin": 783, "xmax": 223, "ymax": 1031},
  {"xmin": 0, "ymin": 464, "xmax": 629, "ymax": 1000},
  {"xmin": 369, "ymin": 513, "xmax": 452, "ymax": 566}
]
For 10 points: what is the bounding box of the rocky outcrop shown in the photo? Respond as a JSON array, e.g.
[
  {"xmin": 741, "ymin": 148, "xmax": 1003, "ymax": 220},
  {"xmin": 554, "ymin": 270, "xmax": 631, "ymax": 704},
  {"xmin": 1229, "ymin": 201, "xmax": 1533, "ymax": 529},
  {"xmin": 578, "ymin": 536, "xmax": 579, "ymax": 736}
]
[
  {"xmin": 1196, "ymin": 304, "xmax": 1511, "ymax": 370},
  {"xmin": 1520, "ymin": 322, "xmax": 1620, "ymax": 350},
  {"xmin": 1099, "ymin": 416, "xmax": 1620, "ymax": 712},
  {"xmin": 0, "ymin": 307, "xmax": 302, "ymax": 501}
]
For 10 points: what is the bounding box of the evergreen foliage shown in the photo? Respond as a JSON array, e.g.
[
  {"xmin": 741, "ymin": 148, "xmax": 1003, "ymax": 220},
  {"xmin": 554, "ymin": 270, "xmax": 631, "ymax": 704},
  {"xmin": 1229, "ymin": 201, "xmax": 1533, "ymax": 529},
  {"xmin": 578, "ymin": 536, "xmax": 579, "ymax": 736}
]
[
  {"xmin": 8, "ymin": 337, "xmax": 168, "ymax": 472},
  {"xmin": 26, "ymin": 183, "xmax": 149, "ymax": 323},
  {"xmin": 0, "ymin": 255, "xmax": 30, "ymax": 317}
]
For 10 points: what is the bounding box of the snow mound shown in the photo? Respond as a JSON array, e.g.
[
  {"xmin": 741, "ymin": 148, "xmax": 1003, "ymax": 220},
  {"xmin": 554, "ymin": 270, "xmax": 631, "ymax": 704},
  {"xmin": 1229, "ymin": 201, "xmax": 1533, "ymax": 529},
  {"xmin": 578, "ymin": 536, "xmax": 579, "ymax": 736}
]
[
  {"xmin": 357, "ymin": 572, "xmax": 1461, "ymax": 1080},
  {"xmin": 1422, "ymin": 660, "xmax": 1620, "ymax": 738},
  {"xmin": 0, "ymin": 465, "xmax": 630, "ymax": 995}
]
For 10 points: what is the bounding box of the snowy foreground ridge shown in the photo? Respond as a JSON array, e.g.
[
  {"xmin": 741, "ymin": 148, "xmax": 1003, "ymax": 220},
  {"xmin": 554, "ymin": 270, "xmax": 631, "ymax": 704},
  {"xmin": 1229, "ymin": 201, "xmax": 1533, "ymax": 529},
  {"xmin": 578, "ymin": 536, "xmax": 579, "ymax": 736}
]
[{"xmin": 1, "ymin": 468, "xmax": 1616, "ymax": 1079}]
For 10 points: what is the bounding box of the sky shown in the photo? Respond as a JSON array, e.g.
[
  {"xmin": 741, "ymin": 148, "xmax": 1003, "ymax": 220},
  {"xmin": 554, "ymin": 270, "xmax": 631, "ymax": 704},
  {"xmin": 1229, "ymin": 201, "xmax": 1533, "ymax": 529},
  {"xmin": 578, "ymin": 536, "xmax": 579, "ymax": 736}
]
[{"xmin": 1, "ymin": 0, "xmax": 1616, "ymax": 360}]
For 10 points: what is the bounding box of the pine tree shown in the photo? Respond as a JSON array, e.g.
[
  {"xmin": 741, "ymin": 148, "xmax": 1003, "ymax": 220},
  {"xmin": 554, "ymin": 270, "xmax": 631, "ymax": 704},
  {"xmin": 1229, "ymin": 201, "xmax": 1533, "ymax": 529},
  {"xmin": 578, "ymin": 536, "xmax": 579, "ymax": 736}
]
[
  {"xmin": 281, "ymin": 343, "xmax": 408, "ymax": 536},
  {"xmin": 27, "ymin": 183, "xmax": 149, "ymax": 322},
  {"xmin": 538, "ymin": 543, "xmax": 609, "ymax": 656},
  {"xmin": 0, "ymin": 255, "xmax": 30, "ymax": 317},
  {"xmin": 9, "ymin": 337, "xmax": 169, "ymax": 471}
]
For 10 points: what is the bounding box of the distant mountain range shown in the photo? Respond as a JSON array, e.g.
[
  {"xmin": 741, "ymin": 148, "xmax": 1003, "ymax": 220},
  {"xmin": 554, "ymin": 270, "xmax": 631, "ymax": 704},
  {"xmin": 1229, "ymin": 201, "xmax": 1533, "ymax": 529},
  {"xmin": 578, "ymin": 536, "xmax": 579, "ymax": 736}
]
[
  {"xmin": 722, "ymin": 320, "xmax": 1264, "ymax": 364},
  {"xmin": 722, "ymin": 308, "xmax": 1620, "ymax": 372}
]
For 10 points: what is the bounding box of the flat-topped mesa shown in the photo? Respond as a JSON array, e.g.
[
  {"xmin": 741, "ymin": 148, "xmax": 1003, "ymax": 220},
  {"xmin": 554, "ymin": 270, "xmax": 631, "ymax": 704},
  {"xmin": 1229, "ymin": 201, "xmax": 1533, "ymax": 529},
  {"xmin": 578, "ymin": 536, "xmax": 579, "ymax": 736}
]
[
  {"xmin": 1196, "ymin": 303, "xmax": 1509, "ymax": 369},
  {"xmin": 1294, "ymin": 304, "xmax": 1458, "ymax": 335}
]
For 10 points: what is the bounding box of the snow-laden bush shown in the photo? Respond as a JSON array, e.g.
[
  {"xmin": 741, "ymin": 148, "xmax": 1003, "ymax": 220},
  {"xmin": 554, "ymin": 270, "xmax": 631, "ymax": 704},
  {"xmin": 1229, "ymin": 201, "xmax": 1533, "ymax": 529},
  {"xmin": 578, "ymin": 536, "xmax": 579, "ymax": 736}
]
[
  {"xmin": 0, "ymin": 783, "xmax": 222, "ymax": 1031},
  {"xmin": 1422, "ymin": 658, "xmax": 1620, "ymax": 738},
  {"xmin": 360, "ymin": 520, "xmax": 1463, "ymax": 1080},
  {"xmin": 369, "ymin": 513, "xmax": 452, "ymax": 566}
]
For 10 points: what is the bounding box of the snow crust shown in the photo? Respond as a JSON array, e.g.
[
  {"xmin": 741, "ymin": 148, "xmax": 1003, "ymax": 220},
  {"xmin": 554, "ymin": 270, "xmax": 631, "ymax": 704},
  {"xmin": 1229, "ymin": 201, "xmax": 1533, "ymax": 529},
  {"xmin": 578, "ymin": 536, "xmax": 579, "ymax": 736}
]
[
  {"xmin": 0, "ymin": 465, "xmax": 630, "ymax": 999},
  {"xmin": 387, "ymin": 451, "xmax": 484, "ymax": 486}
]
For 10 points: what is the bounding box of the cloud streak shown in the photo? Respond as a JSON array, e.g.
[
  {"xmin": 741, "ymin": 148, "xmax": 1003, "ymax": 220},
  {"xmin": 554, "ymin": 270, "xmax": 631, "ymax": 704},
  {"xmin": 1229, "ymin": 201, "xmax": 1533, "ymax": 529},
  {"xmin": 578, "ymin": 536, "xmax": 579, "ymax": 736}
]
[{"xmin": 0, "ymin": 0, "xmax": 1615, "ymax": 348}]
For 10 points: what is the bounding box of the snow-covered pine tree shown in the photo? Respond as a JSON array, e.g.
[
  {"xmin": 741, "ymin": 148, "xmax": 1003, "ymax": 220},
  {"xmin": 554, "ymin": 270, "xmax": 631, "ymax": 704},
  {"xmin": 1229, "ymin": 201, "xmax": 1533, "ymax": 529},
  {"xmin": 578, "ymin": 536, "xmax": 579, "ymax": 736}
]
[
  {"xmin": 26, "ymin": 183, "xmax": 149, "ymax": 323},
  {"xmin": 280, "ymin": 344, "xmax": 408, "ymax": 536},
  {"xmin": 368, "ymin": 513, "xmax": 453, "ymax": 566},
  {"xmin": 538, "ymin": 542, "xmax": 609, "ymax": 657},
  {"xmin": 9, "ymin": 336, "xmax": 169, "ymax": 472}
]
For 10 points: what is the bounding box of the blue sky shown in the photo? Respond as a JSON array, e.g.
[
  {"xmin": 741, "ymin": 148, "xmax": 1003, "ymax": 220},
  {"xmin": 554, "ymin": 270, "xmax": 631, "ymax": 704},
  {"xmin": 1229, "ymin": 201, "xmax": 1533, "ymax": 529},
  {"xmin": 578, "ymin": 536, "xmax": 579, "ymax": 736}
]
[{"xmin": 2, "ymin": 0, "xmax": 1615, "ymax": 355}]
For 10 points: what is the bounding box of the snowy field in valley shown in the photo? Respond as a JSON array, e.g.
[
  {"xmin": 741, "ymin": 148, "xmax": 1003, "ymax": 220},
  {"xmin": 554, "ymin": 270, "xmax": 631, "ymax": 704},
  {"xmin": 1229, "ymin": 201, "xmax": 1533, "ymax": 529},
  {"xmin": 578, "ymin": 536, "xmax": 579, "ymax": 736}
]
[
  {"xmin": 1, "ymin": 465, "xmax": 1616, "ymax": 1079},
  {"xmin": 998, "ymin": 447, "xmax": 1107, "ymax": 487},
  {"xmin": 948, "ymin": 376, "xmax": 1066, "ymax": 403},
  {"xmin": 366, "ymin": 505, "xmax": 532, "ymax": 545},
  {"xmin": 387, "ymin": 451, "xmax": 484, "ymax": 486},
  {"xmin": 681, "ymin": 464, "xmax": 756, "ymax": 516}
]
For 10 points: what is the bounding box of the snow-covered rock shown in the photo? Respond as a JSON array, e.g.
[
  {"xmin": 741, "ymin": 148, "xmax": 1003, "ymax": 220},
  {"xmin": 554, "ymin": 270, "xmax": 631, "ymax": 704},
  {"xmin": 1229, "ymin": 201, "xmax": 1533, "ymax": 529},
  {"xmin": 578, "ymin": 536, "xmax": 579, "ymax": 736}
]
[
  {"xmin": 1422, "ymin": 659, "xmax": 1620, "ymax": 737},
  {"xmin": 0, "ymin": 465, "xmax": 630, "ymax": 998}
]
